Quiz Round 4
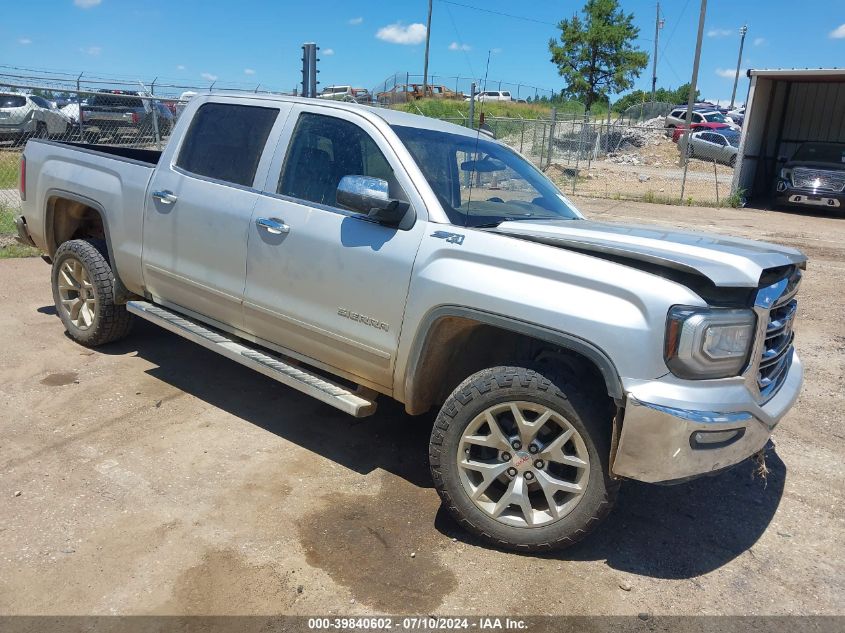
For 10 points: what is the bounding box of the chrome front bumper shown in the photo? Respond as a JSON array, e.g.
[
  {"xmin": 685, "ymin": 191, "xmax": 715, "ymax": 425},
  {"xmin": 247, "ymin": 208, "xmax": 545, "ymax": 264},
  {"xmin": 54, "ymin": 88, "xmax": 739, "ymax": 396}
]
[{"xmin": 612, "ymin": 350, "xmax": 803, "ymax": 484}]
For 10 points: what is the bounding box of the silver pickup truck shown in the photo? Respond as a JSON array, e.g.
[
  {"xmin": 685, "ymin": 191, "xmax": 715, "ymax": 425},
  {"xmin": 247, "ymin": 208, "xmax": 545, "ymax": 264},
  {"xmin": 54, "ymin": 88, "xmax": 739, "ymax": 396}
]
[{"xmin": 16, "ymin": 94, "xmax": 806, "ymax": 551}]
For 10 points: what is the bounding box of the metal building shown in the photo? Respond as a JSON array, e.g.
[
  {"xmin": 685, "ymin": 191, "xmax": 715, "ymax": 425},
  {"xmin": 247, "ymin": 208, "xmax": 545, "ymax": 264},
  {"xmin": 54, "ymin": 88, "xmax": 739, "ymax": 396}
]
[{"xmin": 732, "ymin": 68, "xmax": 845, "ymax": 205}]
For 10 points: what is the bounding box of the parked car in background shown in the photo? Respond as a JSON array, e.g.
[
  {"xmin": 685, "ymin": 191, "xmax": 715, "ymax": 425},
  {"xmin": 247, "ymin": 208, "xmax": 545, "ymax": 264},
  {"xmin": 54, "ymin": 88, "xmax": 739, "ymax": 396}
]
[
  {"xmin": 776, "ymin": 141, "xmax": 845, "ymax": 211},
  {"xmin": 670, "ymin": 121, "xmax": 731, "ymax": 143},
  {"xmin": 727, "ymin": 106, "xmax": 745, "ymax": 126},
  {"xmin": 376, "ymin": 84, "xmax": 463, "ymax": 105},
  {"xmin": 318, "ymin": 86, "xmax": 370, "ymax": 103},
  {"xmin": 0, "ymin": 92, "xmax": 72, "ymax": 144},
  {"xmin": 80, "ymin": 90, "xmax": 174, "ymax": 141},
  {"xmin": 665, "ymin": 107, "xmax": 740, "ymax": 134},
  {"xmin": 679, "ymin": 129, "xmax": 740, "ymax": 167},
  {"xmin": 466, "ymin": 90, "xmax": 513, "ymax": 102}
]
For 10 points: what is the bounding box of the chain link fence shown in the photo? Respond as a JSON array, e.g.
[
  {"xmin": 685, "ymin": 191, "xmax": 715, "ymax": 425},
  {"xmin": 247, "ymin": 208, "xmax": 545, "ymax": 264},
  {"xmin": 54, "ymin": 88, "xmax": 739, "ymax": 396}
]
[
  {"xmin": 371, "ymin": 72, "xmax": 558, "ymax": 105},
  {"xmin": 0, "ymin": 73, "xmax": 731, "ymax": 223}
]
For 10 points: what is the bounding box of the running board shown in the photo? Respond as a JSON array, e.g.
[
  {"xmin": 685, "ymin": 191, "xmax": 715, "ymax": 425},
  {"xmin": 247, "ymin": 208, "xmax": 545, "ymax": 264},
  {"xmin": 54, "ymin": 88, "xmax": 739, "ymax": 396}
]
[{"xmin": 126, "ymin": 301, "xmax": 377, "ymax": 417}]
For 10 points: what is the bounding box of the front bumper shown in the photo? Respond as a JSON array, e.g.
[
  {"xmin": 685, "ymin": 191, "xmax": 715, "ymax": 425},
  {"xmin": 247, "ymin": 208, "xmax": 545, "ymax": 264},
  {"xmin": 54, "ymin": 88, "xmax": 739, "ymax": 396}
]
[
  {"xmin": 611, "ymin": 349, "xmax": 803, "ymax": 483},
  {"xmin": 775, "ymin": 183, "xmax": 844, "ymax": 209}
]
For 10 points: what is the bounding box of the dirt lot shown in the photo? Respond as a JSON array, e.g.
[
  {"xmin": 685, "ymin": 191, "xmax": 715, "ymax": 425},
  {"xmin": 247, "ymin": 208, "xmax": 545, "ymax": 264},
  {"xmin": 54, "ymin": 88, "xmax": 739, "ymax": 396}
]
[{"xmin": 0, "ymin": 200, "xmax": 843, "ymax": 617}]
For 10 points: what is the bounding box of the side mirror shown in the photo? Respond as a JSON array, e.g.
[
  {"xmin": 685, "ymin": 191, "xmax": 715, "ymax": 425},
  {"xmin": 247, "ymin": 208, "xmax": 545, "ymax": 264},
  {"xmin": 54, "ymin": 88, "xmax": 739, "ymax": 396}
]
[{"xmin": 336, "ymin": 175, "xmax": 410, "ymax": 227}]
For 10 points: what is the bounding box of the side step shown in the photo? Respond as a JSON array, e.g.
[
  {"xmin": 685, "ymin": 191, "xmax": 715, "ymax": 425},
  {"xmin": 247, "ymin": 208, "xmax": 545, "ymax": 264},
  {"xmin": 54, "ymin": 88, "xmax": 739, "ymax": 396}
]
[{"xmin": 126, "ymin": 301, "xmax": 377, "ymax": 417}]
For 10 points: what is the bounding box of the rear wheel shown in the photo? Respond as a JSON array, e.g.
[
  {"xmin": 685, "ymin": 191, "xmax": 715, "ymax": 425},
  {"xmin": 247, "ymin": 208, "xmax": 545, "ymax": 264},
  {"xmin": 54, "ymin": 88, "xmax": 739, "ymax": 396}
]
[
  {"xmin": 729, "ymin": 155, "xmax": 737, "ymax": 168},
  {"xmin": 430, "ymin": 366, "xmax": 618, "ymax": 552},
  {"xmin": 35, "ymin": 121, "xmax": 49, "ymax": 139},
  {"xmin": 51, "ymin": 239, "xmax": 133, "ymax": 347}
]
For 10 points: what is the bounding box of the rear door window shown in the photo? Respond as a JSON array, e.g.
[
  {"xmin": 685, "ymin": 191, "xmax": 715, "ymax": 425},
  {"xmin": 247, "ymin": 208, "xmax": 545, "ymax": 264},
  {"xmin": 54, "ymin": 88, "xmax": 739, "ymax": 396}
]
[
  {"xmin": 1, "ymin": 95, "xmax": 27, "ymax": 108},
  {"xmin": 177, "ymin": 102, "xmax": 278, "ymax": 187}
]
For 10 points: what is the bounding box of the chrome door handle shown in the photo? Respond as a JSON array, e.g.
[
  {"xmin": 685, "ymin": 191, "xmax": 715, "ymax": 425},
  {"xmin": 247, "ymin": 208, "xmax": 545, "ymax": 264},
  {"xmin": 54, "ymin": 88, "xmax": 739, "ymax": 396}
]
[
  {"xmin": 152, "ymin": 190, "xmax": 178, "ymax": 204},
  {"xmin": 256, "ymin": 217, "xmax": 290, "ymax": 235}
]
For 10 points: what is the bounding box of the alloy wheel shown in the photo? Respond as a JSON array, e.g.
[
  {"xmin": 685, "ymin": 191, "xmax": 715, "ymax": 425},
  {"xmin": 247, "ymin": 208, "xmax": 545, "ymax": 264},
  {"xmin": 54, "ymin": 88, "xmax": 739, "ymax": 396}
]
[{"xmin": 456, "ymin": 401, "xmax": 590, "ymax": 528}]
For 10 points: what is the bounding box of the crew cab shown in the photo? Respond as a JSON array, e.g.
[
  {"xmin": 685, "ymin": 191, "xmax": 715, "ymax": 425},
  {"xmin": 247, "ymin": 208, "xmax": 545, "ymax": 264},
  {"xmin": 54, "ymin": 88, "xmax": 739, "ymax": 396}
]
[
  {"xmin": 776, "ymin": 142, "xmax": 845, "ymax": 211},
  {"xmin": 16, "ymin": 94, "xmax": 806, "ymax": 551}
]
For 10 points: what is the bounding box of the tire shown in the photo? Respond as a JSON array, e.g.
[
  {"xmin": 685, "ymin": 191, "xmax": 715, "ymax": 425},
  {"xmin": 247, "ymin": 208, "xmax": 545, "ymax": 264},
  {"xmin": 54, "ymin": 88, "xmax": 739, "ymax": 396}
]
[
  {"xmin": 430, "ymin": 366, "xmax": 619, "ymax": 552},
  {"xmin": 35, "ymin": 122, "xmax": 49, "ymax": 139},
  {"xmin": 729, "ymin": 155, "xmax": 737, "ymax": 168},
  {"xmin": 51, "ymin": 239, "xmax": 133, "ymax": 347},
  {"xmin": 687, "ymin": 143, "xmax": 694, "ymax": 158}
]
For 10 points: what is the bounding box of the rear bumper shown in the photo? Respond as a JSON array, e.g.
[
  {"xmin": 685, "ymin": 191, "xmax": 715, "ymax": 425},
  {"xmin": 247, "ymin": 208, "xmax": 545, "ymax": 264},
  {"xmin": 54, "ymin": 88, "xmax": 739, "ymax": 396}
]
[
  {"xmin": 612, "ymin": 350, "xmax": 803, "ymax": 484},
  {"xmin": 0, "ymin": 121, "xmax": 34, "ymax": 137}
]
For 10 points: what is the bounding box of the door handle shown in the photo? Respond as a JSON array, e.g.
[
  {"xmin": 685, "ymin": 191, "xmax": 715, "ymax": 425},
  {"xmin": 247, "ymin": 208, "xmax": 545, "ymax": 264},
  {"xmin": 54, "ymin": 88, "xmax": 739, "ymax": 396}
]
[
  {"xmin": 256, "ymin": 217, "xmax": 290, "ymax": 235},
  {"xmin": 152, "ymin": 190, "xmax": 178, "ymax": 205}
]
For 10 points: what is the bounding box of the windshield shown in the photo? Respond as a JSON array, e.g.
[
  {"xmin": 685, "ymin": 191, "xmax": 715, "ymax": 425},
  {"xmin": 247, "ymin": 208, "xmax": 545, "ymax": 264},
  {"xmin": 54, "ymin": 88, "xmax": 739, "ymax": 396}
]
[
  {"xmin": 703, "ymin": 112, "xmax": 728, "ymax": 123},
  {"xmin": 392, "ymin": 125, "xmax": 580, "ymax": 227},
  {"xmin": 792, "ymin": 142, "xmax": 845, "ymax": 165}
]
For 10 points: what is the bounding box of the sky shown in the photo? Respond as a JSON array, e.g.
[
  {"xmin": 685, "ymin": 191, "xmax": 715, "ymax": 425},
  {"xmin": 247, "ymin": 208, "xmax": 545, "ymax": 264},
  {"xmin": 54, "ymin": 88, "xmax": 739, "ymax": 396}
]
[{"xmin": 2, "ymin": 0, "xmax": 845, "ymax": 103}]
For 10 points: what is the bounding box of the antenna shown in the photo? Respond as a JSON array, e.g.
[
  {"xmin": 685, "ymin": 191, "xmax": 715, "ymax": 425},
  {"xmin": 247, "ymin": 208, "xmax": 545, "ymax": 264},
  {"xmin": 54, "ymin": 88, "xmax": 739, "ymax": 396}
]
[{"xmin": 464, "ymin": 50, "xmax": 492, "ymax": 227}]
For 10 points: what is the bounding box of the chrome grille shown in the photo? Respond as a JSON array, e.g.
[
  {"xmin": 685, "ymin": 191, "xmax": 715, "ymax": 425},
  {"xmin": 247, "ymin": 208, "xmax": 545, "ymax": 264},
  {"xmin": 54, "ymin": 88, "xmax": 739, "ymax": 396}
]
[
  {"xmin": 792, "ymin": 167, "xmax": 845, "ymax": 192},
  {"xmin": 758, "ymin": 298, "xmax": 796, "ymax": 397}
]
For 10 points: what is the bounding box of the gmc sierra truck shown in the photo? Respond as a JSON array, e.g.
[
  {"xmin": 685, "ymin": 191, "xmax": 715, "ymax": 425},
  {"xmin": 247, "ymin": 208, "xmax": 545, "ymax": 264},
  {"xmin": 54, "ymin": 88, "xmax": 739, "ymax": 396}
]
[{"xmin": 15, "ymin": 94, "xmax": 806, "ymax": 551}]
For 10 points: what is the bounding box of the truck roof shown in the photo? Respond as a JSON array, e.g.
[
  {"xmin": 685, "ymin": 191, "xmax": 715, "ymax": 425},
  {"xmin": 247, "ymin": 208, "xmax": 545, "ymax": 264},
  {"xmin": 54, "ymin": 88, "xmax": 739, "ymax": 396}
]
[{"xmin": 203, "ymin": 92, "xmax": 482, "ymax": 140}]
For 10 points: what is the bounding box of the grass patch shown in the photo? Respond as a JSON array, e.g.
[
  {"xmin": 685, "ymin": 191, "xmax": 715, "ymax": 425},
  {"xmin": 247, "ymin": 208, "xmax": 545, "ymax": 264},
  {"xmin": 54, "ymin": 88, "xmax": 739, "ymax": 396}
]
[
  {"xmin": 0, "ymin": 151, "xmax": 21, "ymax": 190},
  {"xmin": 0, "ymin": 203, "xmax": 39, "ymax": 258},
  {"xmin": 0, "ymin": 242, "xmax": 40, "ymax": 259}
]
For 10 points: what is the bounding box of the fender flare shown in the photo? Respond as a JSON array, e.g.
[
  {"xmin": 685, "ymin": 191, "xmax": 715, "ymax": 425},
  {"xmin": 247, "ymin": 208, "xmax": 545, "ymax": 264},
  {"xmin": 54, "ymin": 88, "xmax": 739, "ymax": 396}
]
[
  {"xmin": 44, "ymin": 188, "xmax": 132, "ymax": 303},
  {"xmin": 402, "ymin": 305, "xmax": 624, "ymax": 406}
]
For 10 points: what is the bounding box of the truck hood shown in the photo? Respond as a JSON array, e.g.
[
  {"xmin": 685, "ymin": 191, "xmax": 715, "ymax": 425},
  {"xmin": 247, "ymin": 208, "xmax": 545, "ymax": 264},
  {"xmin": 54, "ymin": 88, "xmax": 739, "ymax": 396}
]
[{"xmin": 494, "ymin": 219, "xmax": 806, "ymax": 287}]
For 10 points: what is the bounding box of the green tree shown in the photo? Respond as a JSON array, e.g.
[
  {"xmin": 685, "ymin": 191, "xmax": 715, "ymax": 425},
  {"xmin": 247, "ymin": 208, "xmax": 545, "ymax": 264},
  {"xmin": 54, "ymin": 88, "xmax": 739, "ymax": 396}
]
[{"xmin": 549, "ymin": 0, "xmax": 649, "ymax": 111}]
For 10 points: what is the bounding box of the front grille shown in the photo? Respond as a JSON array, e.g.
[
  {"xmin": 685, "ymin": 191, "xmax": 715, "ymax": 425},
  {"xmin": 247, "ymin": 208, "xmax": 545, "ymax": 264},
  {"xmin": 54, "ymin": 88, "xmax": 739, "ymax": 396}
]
[
  {"xmin": 792, "ymin": 167, "xmax": 845, "ymax": 193},
  {"xmin": 757, "ymin": 296, "xmax": 797, "ymax": 400}
]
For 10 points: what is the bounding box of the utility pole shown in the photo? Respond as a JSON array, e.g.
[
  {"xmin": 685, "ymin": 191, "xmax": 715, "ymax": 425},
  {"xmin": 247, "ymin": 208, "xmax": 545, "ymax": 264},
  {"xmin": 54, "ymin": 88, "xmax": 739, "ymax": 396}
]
[
  {"xmin": 729, "ymin": 24, "xmax": 748, "ymax": 109},
  {"xmin": 680, "ymin": 0, "xmax": 708, "ymax": 199},
  {"xmin": 650, "ymin": 2, "xmax": 664, "ymax": 103},
  {"xmin": 423, "ymin": 0, "xmax": 433, "ymax": 94}
]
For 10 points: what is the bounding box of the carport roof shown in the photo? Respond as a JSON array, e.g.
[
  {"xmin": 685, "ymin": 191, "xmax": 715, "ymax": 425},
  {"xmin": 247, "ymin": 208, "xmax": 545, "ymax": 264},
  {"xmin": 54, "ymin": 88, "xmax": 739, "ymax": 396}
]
[{"xmin": 746, "ymin": 68, "xmax": 845, "ymax": 80}]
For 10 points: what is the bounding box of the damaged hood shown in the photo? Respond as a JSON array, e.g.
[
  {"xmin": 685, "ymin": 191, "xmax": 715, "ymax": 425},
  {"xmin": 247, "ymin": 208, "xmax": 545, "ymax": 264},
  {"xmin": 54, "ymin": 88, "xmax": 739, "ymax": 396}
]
[{"xmin": 494, "ymin": 219, "xmax": 806, "ymax": 287}]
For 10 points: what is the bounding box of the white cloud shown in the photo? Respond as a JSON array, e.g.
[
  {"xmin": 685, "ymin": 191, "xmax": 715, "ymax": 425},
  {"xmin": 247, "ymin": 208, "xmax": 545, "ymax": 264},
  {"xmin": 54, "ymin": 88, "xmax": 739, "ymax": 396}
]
[
  {"xmin": 348, "ymin": 17, "xmax": 363, "ymax": 25},
  {"xmin": 448, "ymin": 41, "xmax": 471, "ymax": 51},
  {"xmin": 82, "ymin": 45, "xmax": 101, "ymax": 56},
  {"xmin": 492, "ymin": 47, "xmax": 503, "ymax": 54},
  {"xmin": 830, "ymin": 24, "xmax": 845, "ymax": 39},
  {"xmin": 376, "ymin": 22, "xmax": 427, "ymax": 45},
  {"xmin": 18, "ymin": 37, "xmax": 32, "ymax": 45},
  {"xmin": 74, "ymin": 0, "xmax": 102, "ymax": 8},
  {"xmin": 176, "ymin": 64, "xmax": 186, "ymax": 71},
  {"xmin": 244, "ymin": 68, "xmax": 256, "ymax": 75},
  {"xmin": 753, "ymin": 37, "xmax": 766, "ymax": 46},
  {"xmin": 715, "ymin": 67, "xmax": 746, "ymax": 79},
  {"xmin": 707, "ymin": 28, "xmax": 733, "ymax": 38},
  {"xmin": 323, "ymin": 48, "xmax": 335, "ymax": 56},
  {"xmin": 201, "ymin": 72, "xmax": 218, "ymax": 81}
]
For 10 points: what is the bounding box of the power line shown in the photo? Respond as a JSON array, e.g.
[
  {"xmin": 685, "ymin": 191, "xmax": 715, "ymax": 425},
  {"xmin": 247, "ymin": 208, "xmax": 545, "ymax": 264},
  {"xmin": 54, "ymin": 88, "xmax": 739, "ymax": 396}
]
[{"xmin": 436, "ymin": 0, "xmax": 557, "ymax": 27}]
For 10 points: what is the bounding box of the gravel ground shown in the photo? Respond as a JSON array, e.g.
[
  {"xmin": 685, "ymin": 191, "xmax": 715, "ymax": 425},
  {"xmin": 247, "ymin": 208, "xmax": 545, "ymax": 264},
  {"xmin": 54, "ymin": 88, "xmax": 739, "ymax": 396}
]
[{"xmin": 0, "ymin": 200, "xmax": 843, "ymax": 617}]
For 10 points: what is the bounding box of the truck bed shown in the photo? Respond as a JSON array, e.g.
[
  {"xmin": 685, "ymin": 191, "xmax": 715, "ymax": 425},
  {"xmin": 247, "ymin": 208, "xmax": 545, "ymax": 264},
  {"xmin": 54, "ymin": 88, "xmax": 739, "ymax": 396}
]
[{"xmin": 52, "ymin": 141, "xmax": 162, "ymax": 166}]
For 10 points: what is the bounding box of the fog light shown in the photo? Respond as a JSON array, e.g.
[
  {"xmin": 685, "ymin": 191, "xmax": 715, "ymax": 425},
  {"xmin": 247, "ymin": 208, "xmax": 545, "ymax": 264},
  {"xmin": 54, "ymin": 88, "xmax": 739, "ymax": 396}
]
[
  {"xmin": 776, "ymin": 180, "xmax": 787, "ymax": 192},
  {"xmin": 690, "ymin": 428, "xmax": 745, "ymax": 450}
]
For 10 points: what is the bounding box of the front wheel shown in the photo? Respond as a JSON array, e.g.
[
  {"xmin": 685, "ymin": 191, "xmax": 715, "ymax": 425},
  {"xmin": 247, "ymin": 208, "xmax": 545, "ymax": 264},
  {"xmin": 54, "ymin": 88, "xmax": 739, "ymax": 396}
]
[
  {"xmin": 429, "ymin": 366, "xmax": 618, "ymax": 552},
  {"xmin": 51, "ymin": 239, "xmax": 133, "ymax": 347}
]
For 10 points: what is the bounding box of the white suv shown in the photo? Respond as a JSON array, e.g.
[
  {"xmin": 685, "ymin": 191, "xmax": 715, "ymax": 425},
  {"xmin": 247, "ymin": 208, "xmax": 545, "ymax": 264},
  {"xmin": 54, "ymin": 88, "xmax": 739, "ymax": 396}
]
[
  {"xmin": 466, "ymin": 90, "xmax": 513, "ymax": 102},
  {"xmin": 0, "ymin": 92, "xmax": 72, "ymax": 143}
]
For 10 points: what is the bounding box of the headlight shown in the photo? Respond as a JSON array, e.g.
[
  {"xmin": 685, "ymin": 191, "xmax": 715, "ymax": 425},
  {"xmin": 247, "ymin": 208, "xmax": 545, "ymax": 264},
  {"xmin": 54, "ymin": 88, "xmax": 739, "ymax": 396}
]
[{"xmin": 665, "ymin": 306, "xmax": 756, "ymax": 379}]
